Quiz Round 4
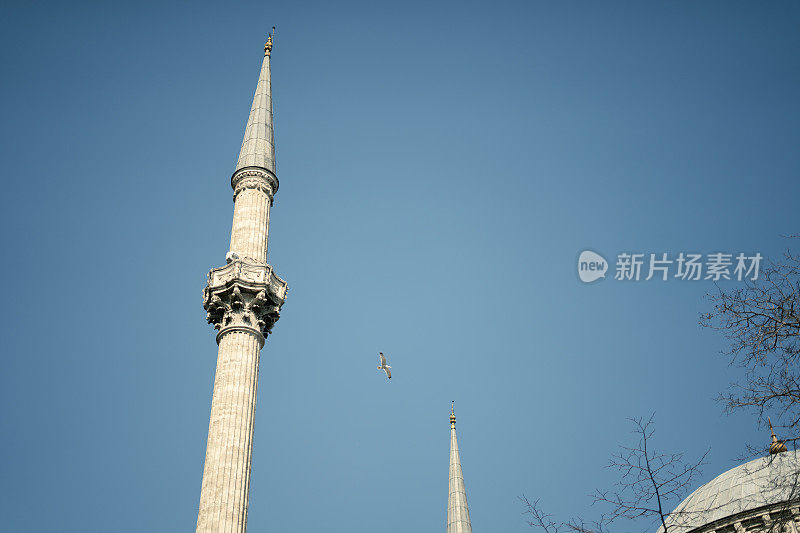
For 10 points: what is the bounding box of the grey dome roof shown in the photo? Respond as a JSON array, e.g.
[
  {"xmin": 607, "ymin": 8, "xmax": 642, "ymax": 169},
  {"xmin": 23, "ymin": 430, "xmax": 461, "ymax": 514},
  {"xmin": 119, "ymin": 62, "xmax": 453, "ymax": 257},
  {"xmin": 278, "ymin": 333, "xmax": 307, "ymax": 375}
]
[{"xmin": 662, "ymin": 450, "xmax": 800, "ymax": 532}]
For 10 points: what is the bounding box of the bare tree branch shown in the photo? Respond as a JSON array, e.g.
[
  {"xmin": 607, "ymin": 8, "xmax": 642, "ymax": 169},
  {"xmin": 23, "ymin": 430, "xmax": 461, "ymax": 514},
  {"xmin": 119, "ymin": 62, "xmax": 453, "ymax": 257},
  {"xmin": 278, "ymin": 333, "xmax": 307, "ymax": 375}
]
[
  {"xmin": 697, "ymin": 239, "xmax": 800, "ymax": 532},
  {"xmin": 701, "ymin": 242, "xmax": 800, "ymax": 438},
  {"xmin": 522, "ymin": 415, "xmax": 708, "ymax": 533}
]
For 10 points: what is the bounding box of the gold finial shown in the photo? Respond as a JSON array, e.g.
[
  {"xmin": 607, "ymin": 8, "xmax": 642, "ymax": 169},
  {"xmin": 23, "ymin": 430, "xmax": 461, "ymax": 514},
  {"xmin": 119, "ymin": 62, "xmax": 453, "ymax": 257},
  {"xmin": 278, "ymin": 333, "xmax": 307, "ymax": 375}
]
[
  {"xmin": 264, "ymin": 26, "xmax": 275, "ymax": 56},
  {"xmin": 450, "ymin": 401, "xmax": 456, "ymax": 428},
  {"xmin": 769, "ymin": 417, "xmax": 788, "ymax": 454}
]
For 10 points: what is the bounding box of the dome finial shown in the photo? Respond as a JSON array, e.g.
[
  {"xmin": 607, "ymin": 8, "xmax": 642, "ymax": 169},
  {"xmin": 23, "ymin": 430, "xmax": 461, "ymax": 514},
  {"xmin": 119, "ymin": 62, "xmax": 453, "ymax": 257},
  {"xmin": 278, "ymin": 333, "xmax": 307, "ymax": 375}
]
[
  {"xmin": 264, "ymin": 26, "xmax": 275, "ymax": 56},
  {"xmin": 768, "ymin": 417, "xmax": 788, "ymax": 454},
  {"xmin": 450, "ymin": 401, "xmax": 456, "ymax": 428}
]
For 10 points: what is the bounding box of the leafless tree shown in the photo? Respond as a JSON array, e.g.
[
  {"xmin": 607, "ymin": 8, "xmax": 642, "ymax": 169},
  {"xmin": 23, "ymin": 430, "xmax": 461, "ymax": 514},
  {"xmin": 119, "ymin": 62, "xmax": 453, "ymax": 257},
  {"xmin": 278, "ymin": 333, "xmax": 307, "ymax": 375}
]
[
  {"xmin": 688, "ymin": 239, "xmax": 800, "ymax": 532},
  {"xmin": 520, "ymin": 495, "xmax": 607, "ymax": 533},
  {"xmin": 701, "ymin": 241, "xmax": 800, "ymax": 440},
  {"xmin": 522, "ymin": 415, "xmax": 708, "ymax": 533}
]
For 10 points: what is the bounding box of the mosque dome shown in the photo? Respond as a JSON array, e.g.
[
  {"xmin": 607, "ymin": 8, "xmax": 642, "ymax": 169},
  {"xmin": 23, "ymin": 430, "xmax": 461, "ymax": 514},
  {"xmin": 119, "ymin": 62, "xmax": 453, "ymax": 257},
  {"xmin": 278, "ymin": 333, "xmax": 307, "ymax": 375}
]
[{"xmin": 662, "ymin": 450, "xmax": 800, "ymax": 533}]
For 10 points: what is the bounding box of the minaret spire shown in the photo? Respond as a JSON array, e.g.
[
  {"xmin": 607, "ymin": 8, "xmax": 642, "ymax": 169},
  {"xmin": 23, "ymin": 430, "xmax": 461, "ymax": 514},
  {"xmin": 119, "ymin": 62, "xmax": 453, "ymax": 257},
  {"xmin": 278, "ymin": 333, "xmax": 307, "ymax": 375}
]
[
  {"xmin": 227, "ymin": 29, "xmax": 280, "ymax": 265},
  {"xmin": 236, "ymin": 28, "xmax": 276, "ymax": 174},
  {"xmin": 196, "ymin": 35, "xmax": 287, "ymax": 532},
  {"xmin": 447, "ymin": 402, "xmax": 473, "ymax": 533}
]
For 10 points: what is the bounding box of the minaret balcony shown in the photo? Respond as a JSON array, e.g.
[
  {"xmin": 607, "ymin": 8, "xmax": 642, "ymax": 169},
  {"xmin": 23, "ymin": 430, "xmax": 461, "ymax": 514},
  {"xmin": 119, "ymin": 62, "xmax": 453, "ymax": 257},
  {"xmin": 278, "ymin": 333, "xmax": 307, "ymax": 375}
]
[{"xmin": 203, "ymin": 259, "xmax": 287, "ymax": 345}]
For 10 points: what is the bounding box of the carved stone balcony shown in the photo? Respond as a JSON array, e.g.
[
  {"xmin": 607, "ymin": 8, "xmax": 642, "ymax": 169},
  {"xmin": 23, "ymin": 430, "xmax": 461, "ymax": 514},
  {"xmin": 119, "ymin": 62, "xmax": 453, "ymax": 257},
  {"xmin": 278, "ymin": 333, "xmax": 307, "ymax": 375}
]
[{"xmin": 203, "ymin": 260, "xmax": 287, "ymax": 345}]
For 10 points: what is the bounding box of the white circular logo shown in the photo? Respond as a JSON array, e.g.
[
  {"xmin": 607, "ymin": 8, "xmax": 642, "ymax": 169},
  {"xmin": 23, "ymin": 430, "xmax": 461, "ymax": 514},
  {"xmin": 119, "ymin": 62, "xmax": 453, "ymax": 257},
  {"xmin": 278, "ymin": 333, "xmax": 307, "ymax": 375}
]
[{"xmin": 578, "ymin": 250, "xmax": 608, "ymax": 283}]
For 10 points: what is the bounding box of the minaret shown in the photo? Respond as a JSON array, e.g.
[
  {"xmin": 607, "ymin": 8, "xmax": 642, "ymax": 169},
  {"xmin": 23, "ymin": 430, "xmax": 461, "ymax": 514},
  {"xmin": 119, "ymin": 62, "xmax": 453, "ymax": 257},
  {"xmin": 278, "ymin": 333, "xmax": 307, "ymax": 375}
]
[
  {"xmin": 447, "ymin": 402, "xmax": 473, "ymax": 533},
  {"xmin": 196, "ymin": 30, "xmax": 287, "ymax": 533}
]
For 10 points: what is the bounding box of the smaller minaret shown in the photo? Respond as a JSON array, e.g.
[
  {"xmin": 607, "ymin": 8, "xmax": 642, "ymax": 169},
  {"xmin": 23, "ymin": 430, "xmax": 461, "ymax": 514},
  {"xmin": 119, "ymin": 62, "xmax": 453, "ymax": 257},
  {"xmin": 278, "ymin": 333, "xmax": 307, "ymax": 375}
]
[{"xmin": 447, "ymin": 402, "xmax": 473, "ymax": 533}]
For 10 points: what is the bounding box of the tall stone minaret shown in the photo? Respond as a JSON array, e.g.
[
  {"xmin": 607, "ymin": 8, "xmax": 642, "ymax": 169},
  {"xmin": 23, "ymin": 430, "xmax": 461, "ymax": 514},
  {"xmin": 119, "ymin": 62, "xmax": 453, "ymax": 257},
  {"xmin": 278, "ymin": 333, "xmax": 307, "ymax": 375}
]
[
  {"xmin": 196, "ymin": 31, "xmax": 287, "ymax": 533},
  {"xmin": 447, "ymin": 403, "xmax": 473, "ymax": 533}
]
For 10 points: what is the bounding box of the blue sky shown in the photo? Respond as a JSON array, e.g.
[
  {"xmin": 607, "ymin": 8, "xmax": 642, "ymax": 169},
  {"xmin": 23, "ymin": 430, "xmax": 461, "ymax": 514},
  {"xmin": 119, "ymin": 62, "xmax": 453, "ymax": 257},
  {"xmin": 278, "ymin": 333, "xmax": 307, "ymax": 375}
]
[{"xmin": 1, "ymin": 1, "xmax": 799, "ymax": 531}]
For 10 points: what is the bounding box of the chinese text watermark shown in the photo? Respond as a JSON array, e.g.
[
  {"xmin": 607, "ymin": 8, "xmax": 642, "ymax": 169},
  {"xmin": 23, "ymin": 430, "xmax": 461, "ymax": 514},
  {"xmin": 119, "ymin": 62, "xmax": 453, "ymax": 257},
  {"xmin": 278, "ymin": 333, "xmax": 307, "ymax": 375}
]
[{"xmin": 578, "ymin": 251, "xmax": 762, "ymax": 283}]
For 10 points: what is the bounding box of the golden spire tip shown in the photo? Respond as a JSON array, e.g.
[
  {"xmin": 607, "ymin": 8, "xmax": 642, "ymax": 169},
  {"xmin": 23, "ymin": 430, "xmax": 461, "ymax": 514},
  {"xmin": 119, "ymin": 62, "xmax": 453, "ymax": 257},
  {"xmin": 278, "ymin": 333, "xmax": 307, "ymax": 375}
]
[
  {"xmin": 264, "ymin": 26, "xmax": 275, "ymax": 56},
  {"xmin": 768, "ymin": 417, "xmax": 788, "ymax": 454}
]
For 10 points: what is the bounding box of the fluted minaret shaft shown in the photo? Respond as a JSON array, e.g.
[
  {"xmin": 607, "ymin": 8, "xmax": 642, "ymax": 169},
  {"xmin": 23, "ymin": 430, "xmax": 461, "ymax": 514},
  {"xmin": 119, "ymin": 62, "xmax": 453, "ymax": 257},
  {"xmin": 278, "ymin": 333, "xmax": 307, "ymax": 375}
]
[
  {"xmin": 447, "ymin": 406, "xmax": 472, "ymax": 533},
  {"xmin": 197, "ymin": 33, "xmax": 286, "ymax": 533},
  {"xmin": 229, "ymin": 182, "xmax": 272, "ymax": 264},
  {"xmin": 196, "ymin": 332, "xmax": 261, "ymax": 531}
]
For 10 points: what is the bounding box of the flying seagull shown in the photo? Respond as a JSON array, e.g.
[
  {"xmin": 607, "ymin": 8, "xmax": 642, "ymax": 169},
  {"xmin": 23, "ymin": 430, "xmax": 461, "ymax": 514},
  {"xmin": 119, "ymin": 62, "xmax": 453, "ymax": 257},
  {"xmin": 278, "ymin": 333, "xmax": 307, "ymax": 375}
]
[{"xmin": 377, "ymin": 352, "xmax": 392, "ymax": 379}]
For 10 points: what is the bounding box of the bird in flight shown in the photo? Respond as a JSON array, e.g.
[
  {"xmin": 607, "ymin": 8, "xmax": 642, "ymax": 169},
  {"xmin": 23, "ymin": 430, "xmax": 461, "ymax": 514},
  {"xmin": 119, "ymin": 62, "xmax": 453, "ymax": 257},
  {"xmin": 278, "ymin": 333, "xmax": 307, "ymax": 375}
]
[{"xmin": 377, "ymin": 352, "xmax": 392, "ymax": 379}]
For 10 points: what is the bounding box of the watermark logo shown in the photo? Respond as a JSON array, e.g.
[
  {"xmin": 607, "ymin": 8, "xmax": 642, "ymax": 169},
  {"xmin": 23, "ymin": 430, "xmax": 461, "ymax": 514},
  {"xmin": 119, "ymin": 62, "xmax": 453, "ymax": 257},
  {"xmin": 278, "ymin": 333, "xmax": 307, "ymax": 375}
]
[
  {"xmin": 578, "ymin": 250, "xmax": 762, "ymax": 283},
  {"xmin": 578, "ymin": 250, "xmax": 608, "ymax": 283}
]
